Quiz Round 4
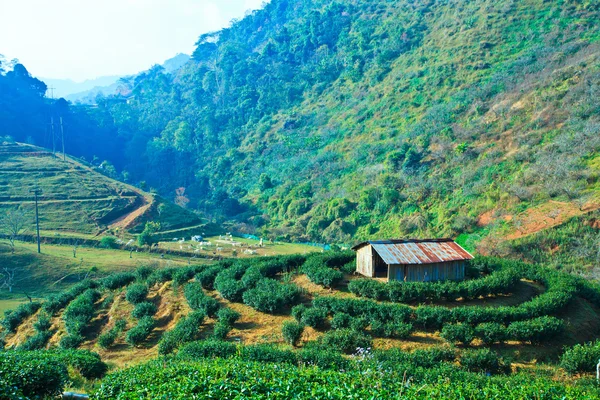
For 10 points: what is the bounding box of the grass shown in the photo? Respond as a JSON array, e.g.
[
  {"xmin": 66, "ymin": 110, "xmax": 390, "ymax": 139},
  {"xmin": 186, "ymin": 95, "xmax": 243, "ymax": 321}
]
[
  {"xmin": 157, "ymin": 235, "xmax": 322, "ymax": 258},
  {"xmin": 0, "ymin": 142, "xmax": 201, "ymax": 236},
  {"xmin": 0, "ymin": 241, "xmax": 210, "ymax": 300}
]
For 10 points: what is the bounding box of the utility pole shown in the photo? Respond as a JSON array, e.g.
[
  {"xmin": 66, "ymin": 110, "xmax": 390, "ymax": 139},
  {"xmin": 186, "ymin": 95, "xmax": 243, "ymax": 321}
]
[
  {"xmin": 30, "ymin": 188, "xmax": 41, "ymax": 253},
  {"xmin": 47, "ymin": 86, "xmax": 55, "ymax": 99},
  {"xmin": 60, "ymin": 117, "xmax": 66, "ymax": 161},
  {"xmin": 50, "ymin": 117, "xmax": 56, "ymax": 154}
]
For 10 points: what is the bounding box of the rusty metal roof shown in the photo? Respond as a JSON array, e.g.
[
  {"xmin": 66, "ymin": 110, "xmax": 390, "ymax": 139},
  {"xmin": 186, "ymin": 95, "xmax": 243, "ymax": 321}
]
[{"xmin": 352, "ymin": 239, "xmax": 473, "ymax": 265}]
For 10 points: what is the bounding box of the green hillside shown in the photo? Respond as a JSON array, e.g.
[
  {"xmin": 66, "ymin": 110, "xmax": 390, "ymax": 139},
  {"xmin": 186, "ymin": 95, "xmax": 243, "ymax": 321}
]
[
  {"xmin": 54, "ymin": 0, "xmax": 599, "ymax": 254},
  {"xmin": 0, "ymin": 141, "xmax": 201, "ymax": 236}
]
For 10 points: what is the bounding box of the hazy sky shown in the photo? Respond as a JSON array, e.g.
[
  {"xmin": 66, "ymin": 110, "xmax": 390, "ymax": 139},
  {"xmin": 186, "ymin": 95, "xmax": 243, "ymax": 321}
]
[{"xmin": 0, "ymin": 0, "xmax": 266, "ymax": 81}]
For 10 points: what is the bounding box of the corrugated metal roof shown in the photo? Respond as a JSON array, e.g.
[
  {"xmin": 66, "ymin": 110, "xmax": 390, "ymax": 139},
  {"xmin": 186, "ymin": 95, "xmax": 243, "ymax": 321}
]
[{"xmin": 354, "ymin": 239, "xmax": 473, "ymax": 265}]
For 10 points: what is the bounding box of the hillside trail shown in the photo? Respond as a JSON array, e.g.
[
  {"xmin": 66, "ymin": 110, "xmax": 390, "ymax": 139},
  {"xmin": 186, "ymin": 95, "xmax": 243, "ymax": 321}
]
[
  {"xmin": 54, "ymin": 152, "xmax": 155, "ymax": 233},
  {"xmin": 480, "ymin": 198, "xmax": 600, "ymax": 241}
]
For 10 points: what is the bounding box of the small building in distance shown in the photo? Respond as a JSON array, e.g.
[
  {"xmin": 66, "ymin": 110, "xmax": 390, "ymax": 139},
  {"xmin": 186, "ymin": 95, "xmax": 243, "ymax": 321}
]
[{"xmin": 351, "ymin": 239, "xmax": 473, "ymax": 282}]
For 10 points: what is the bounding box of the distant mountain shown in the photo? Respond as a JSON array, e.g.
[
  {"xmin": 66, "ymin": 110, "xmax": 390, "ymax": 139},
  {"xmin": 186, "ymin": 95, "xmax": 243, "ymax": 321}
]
[
  {"xmin": 41, "ymin": 75, "xmax": 121, "ymax": 99},
  {"xmin": 43, "ymin": 53, "xmax": 192, "ymax": 104}
]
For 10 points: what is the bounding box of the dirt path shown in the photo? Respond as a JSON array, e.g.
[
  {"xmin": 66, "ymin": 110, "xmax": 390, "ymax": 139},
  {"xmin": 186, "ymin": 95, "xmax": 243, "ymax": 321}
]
[{"xmin": 108, "ymin": 194, "xmax": 153, "ymax": 231}]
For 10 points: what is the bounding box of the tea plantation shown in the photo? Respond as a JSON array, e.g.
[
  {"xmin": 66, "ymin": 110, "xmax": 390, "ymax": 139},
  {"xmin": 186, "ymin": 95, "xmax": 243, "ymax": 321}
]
[{"xmin": 2, "ymin": 253, "xmax": 600, "ymax": 398}]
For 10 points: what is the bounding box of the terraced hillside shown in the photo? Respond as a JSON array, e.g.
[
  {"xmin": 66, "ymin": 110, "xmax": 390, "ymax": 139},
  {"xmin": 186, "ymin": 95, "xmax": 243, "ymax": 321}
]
[
  {"xmin": 0, "ymin": 142, "xmax": 201, "ymax": 236},
  {"xmin": 4, "ymin": 253, "xmax": 600, "ymax": 372}
]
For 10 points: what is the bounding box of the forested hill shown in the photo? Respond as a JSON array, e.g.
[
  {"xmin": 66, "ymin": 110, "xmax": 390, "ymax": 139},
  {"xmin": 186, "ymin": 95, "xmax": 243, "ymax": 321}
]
[{"xmin": 4, "ymin": 0, "xmax": 600, "ymax": 247}]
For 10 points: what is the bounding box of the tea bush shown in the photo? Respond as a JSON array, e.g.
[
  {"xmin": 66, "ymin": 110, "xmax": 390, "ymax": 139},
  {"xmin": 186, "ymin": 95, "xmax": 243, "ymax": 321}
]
[
  {"xmin": 282, "ymin": 321, "xmax": 304, "ymax": 346},
  {"xmin": 217, "ymin": 308, "xmax": 241, "ymax": 327},
  {"xmin": 125, "ymin": 316, "xmax": 155, "ymax": 346},
  {"xmin": 100, "ymin": 272, "xmax": 136, "ymax": 290},
  {"xmin": 157, "ymin": 310, "xmax": 205, "ymax": 355},
  {"xmin": 300, "ymin": 307, "xmax": 328, "ymax": 329},
  {"xmin": 242, "ymin": 278, "xmax": 301, "ymax": 313},
  {"xmin": 475, "ymin": 322, "xmax": 507, "ymax": 345},
  {"xmin": 460, "ymin": 348, "xmax": 510, "ymax": 374},
  {"xmin": 18, "ymin": 331, "xmax": 53, "ymax": 351},
  {"xmin": 63, "ymin": 289, "xmax": 100, "ymax": 339},
  {"xmin": 441, "ymin": 324, "xmax": 475, "ymax": 345},
  {"xmin": 125, "ymin": 283, "xmax": 149, "ymax": 304},
  {"xmin": 98, "ymin": 319, "xmax": 126, "ymax": 349},
  {"xmin": 319, "ymin": 328, "xmax": 372, "ymax": 354},
  {"xmin": 132, "ymin": 302, "xmax": 158, "ymax": 319},
  {"xmin": 1, "ymin": 301, "xmax": 41, "ymax": 332},
  {"xmin": 241, "ymin": 344, "xmax": 297, "ymax": 364},
  {"xmin": 42, "ymin": 280, "xmax": 98, "ymax": 315},
  {"xmin": 184, "ymin": 282, "xmax": 220, "ymax": 317},
  {"xmin": 506, "ymin": 316, "xmax": 564, "ymax": 344},
  {"xmin": 177, "ymin": 340, "xmax": 238, "ymax": 360},
  {"xmin": 560, "ymin": 340, "xmax": 600, "ymax": 374}
]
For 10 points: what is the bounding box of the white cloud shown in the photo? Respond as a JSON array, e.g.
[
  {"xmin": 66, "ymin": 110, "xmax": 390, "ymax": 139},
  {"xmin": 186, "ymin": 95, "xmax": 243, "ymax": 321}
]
[{"xmin": 0, "ymin": 0, "xmax": 266, "ymax": 81}]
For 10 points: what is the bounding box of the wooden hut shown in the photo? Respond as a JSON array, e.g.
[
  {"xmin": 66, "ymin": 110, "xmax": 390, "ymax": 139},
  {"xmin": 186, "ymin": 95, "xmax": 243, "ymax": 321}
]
[{"xmin": 351, "ymin": 239, "xmax": 473, "ymax": 282}]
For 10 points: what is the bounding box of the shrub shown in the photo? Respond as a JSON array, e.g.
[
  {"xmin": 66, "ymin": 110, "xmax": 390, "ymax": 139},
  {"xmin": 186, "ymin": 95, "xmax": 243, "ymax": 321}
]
[
  {"xmin": 157, "ymin": 311, "xmax": 205, "ymax": 355},
  {"xmin": 177, "ymin": 340, "xmax": 237, "ymax": 360},
  {"xmin": 98, "ymin": 330, "xmax": 118, "ymax": 349},
  {"xmin": 125, "ymin": 316, "xmax": 155, "ymax": 346},
  {"xmin": 132, "ymin": 302, "xmax": 157, "ymax": 319},
  {"xmin": 173, "ymin": 267, "xmax": 196, "ymax": 286},
  {"xmin": 341, "ymin": 261, "xmax": 356, "ymax": 275},
  {"xmin": 372, "ymin": 321, "xmax": 413, "ymax": 339},
  {"xmin": 560, "ymin": 340, "xmax": 600, "ymax": 374},
  {"xmin": 441, "ymin": 324, "xmax": 475, "ymax": 345},
  {"xmin": 18, "ymin": 331, "xmax": 53, "ymax": 351},
  {"xmin": 291, "ymin": 304, "xmax": 307, "ymax": 322},
  {"xmin": 301, "ymin": 307, "xmax": 328, "ymax": 329},
  {"xmin": 0, "ymin": 351, "xmax": 68, "ymax": 398},
  {"xmin": 242, "ymin": 279, "xmax": 301, "ymax": 313},
  {"xmin": 212, "ymin": 322, "xmax": 232, "ymax": 340},
  {"xmin": 349, "ymin": 316, "xmax": 370, "ymax": 332},
  {"xmin": 506, "ymin": 316, "xmax": 564, "ymax": 344},
  {"xmin": 196, "ymin": 265, "xmax": 224, "ymax": 290},
  {"xmin": 100, "ymin": 272, "xmax": 136, "ymax": 290},
  {"xmin": 218, "ymin": 308, "xmax": 241, "ymax": 327},
  {"xmin": 296, "ymin": 348, "xmax": 349, "ymax": 369},
  {"xmin": 303, "ymin": 263, "xmax": 344, "ymax": 288},
  {"xmin": 330, "ymin": 312, "xmax": 352, "ymax": 330},
  {"xmin": 1, "ymin": 302, "xmax": 41, "ymax": 332},
  {"xmin": 475, "ymin": 322, "xmax": 507, "ymax": 345},
  {"xmin": 100, "ymin": 236, "xmax": 119, "ymax": 249},
  {"xmin": 184, "ymin": 282, "xmax": 220, "ymax": 317},
  {"xmin": 282, "ymin": 321, "xmax": 304, "ymax": 346},
  {"xmin": 42, "ymin": 280, "xmax": 97, "ymax": 315},
  {"xmin": 135, "ymin": 265, "xmax": 154, "ymax": 281},
  {"xmin": 60, "ymin": 334, "xmax": 84, "ymax": 349},
  {"xmin": 460, "ymin": 348, "xmax": 509, "ymax": 374},
  {"xmin": 63, "ymin": 289, "xmax": 100, "ymax": 337},
  {"xmin": 147, "ymin": 268, "xmax": 176, "ymax": 287},
  {"xmin": 415, "ymin": 306, "xmax": 452, "ymax": 330},
  {"xmin": 319, "ymin": 328, "xmax": 372, "ymax": 354},
  {"xmin": 214, "ymin": 273, "xmax": 246, "ymax": 302},
  {"xmin": 125, "ymin": 283, "xmax": 149, "ymax": 304},
  {"xmin": 241, "ymin": 344, "xmax": 297, "ymax": 364}
]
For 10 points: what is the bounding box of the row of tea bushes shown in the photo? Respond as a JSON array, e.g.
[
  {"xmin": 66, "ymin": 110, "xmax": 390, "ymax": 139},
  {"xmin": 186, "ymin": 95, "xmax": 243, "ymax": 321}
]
[
  {"xmin": 441, "ymin": 316, "xmax": 564, "ymax": 345},
  {"xmin": 300, "ymin": 252, "xmax": 354, "ymax": 288},
  {"xmin": 348, "ymin": 267, "xmax": 521, "ymax": 302},
  {"xmin": 60, "ymin": 289, "xmax": 101, "ymax": 349},
  {"xmin": 93, "ymin": 357, "xmax": 599, "ymax": 399}
]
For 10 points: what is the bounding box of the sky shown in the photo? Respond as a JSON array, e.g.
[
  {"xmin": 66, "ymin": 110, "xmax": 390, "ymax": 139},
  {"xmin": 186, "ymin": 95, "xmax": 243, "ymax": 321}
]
[{"xmin": 0, "ymin": 0, "xmax": 266, "ymax": 82}]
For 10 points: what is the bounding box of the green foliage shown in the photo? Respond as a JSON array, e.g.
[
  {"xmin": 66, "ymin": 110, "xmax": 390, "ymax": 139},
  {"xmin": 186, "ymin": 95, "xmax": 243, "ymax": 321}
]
[
  {"xmin": 460, "ymin": 348, "xmax": 510, "ymax": 375},
  {"xmin": 125, "ymin": 316, "xmax": 155, "ymax": 346},
  {"xmin": 59, "ymin": 334, "xmax": 85, "ymax": 349},
  {"xmin": 330, "ymin": 312, "xmax": 352, "ymax": 330},
  {"xmin": 212, "ymin": 322, "xmax": 232, "ymax": 340},
  {"xmin": 506, "ymin": 316, "xmax": 564, "ymax": 344},
  {"xmin": 560, "ymin": 340, "xmax": 600, "ymax": 374},
  {"xmin": 217, "ymin": 308, "xmax": 241, "ymax": 327},
  {"xmin": 242, "ymin": 278, "xmax": 301, "ymax": 313},
  {"xmin": 125, "ymin": 283, "xmax": 149, "ymax": 304},
  {"xmin": 63, "ymin": 289, "xmax": 100, "ymax": 339},
  {"xmin": 300, "ymin": 307, "xmax": 328, "ymax": 329},
  {"xmin": 318, "ymin": 328, "xmax": 372, "ymax": 354},
  {"xmin": 99, "ymin": 236, "xmax": 119, "ymax": 249},
  {"xmin": 33, "ymin": 312, "xmax": 51, "ymax": 332},
  {"xmin": 157, "ymin": 310, "xmax": 205, "ymax": 355},
  {"xmin": 132, "ymin": 302, "xmax": 158, "ymax": 319},
  {"xmin": 282, "ymin": 321, "xmax": 304, "ymax": 346},
  {"xmin": 100, "ymin": 272, "xmax": 136, "ymax": 290},
  {"xmin": 301, "ymin": 252, "xmax": 353, "ymax": 288},
  {"xmin": 177, "ymin": 340, "xmax": 238, "ymax": 360},
  {"xmin": 98, "ymin": 319, "xmax": 126, "ymax": 349},
  {"xmin": 1, "ymin": 301, "xmax": 41, "ymax": 332},
  {"xmin": 371, "ymin": 321, "xmax": 413, "ymax": 339},
  {"xmin": 184, "ymin": 282, "xmax": 220, "ymax": 317},
  {"xmin": 135, "ymin": 265, "xmax": 154, "ymax": 282},
  {"xmin": 0, "ymin": 351, "xmax": 67, "ymax": 399},
  {"xmin": 42, "ymin": 279, "xmax": 98, "ymax": 315},
  {"xmin": 475, "ymin": 322, "xmax": 507, "ymax": 345},
  {"xmin": 349, "ymin": 268, "xmax": 521, "ymax": 303},
  {"xmin": 18, "ymin": 331, "xmax": 53, "ymax": 351},
  {"xmin": 441, "ymin": 324, "xmax": 475, "ymax": 345},
  {"xmin": 137, "ymin": 222, "xmax": 161, "ymax": 246}
]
